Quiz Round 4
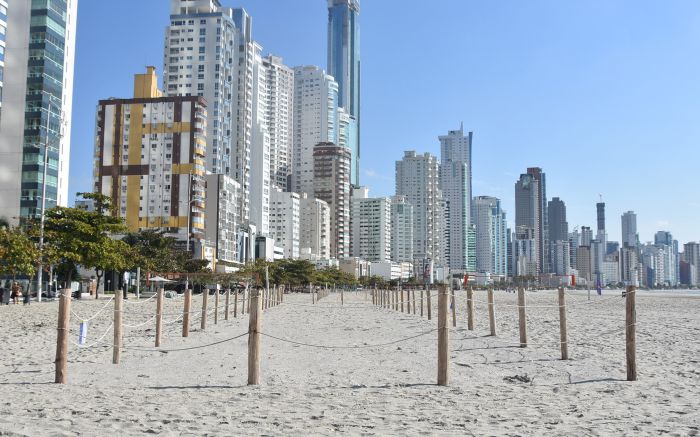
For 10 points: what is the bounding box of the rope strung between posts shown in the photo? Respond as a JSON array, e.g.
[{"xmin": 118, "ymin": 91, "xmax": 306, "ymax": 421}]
[
  {"xmin": 258, "ymin": 328, "xmax": 437, "ymax": 350},
  {"xmin": 69, "ymin": 296, "xmax": 114, "ymax": 322}
]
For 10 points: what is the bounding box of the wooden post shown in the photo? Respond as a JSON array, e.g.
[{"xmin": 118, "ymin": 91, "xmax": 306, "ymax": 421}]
[
  {"xmin": 155, "ymin": 288, "xmax": 164, "ymax": 347},
  {"xmin": 113, "ymin": 288, "xmax": 123, "ymax": 364},
  {"xmin": 182, "ymin": 289, "xmax": 192, "ymax": 337},
  {"xmin": 401, "ymin": 288, "xmax": 405, "ymax": 313},
  {"xmin": 626, "ymin": 285, "xmax": 637, "ymax": 381},
  {"xmin": 451, "ymin": 287, "xmax": 456, "ymax": 327},
  {"xmin": 558, "ymin": 287, "xmax": 568, "ymax": 360},
  {"xmin": 341, "ymin": 288, "xmax": 344, "ymax": 305},
  {"xmin": 427, "ymin": 288, "xmax": 432, "ymax": 320},
  {"xmin": 437, "ymin": 284, "xmax": 449, "ymax": 386},
  {"xmin": 487, "ymin": 288, "xmax": 496, "ymax": 336},
  {"xmin": 201, "ymin": 287, "xmax": 209, "ymax": 330},
  {"xmin": 412, "ymin": 289, "xmax": 416, "ymax": 315},
  {"xmin": 242, "ymin": 288, "xmax": 247, "ymax": 315},
  {"xmin": 420, "ymin": 289, "xmax": 424, "ymax": 317},
  {"xmin": 214, "ymin": 285, "xmax": 220, "ymax": 325},
  {"xmin": 225, "ymin": 288, "xmax": 230, "ymax": 321},
  {"xmin": 54, "ymin": 288, "xmax": 71, "ymax": 383},
  {"xmin": 234, "ymin": 289, "xmax": 239, "ymax": 318},
  {"xmin": 395, "ymin": 289, "xmax": 399, "ymax": 311},
  {"xmin": 248, "ymin": 289, "xmax": 262, "ymax": 385},
  {"xmin": 467, "ymin": 287, "xmax": 474, "ymax": 331},
  {"xmin": 517, "ymin": 287, "xmax": 527, "ymax": 348}
]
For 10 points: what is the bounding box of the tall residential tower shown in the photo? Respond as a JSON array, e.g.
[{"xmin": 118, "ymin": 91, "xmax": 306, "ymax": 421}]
[{"xmin": 327, "ymin": 0, "xmax": 360, "ymax": 186}]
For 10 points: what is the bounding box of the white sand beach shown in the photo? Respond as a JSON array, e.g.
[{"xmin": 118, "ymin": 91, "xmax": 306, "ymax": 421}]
[{"xmin": 1, "ymin": 289, "xmax": 699, "ymax": 435}]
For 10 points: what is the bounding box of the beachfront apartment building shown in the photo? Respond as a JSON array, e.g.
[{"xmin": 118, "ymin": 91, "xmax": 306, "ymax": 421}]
[
  {"xmin": 350, "ymin": 187, "xmax": 391, "ymax": 262},
  {"xmin": 292, "ymin": 65, "xmax": 339, "ymax": 197},
  {"xmin": 0, "ymin": 0, "xmax": 78, "ymax": 225},
  {"xmin": 299, "ymin": 193, "xmax": 331, "ymax": 260},
  {"xmin": 93, "ymin": 67, "xmax": 207, "ymax": 245},
  {"xmin": 204, "ymin": 173, "xmax": 241, "ymax": 270},
  {"xmin": 472, "ymin": 196, "xmax": 508, "ymax": 277},
  {"xmin": 390, "ymin": 195, "xmax": 413, "ymax": 263},
  {"xmin": 262, "ymin": 55, "xmax": 294, "ymax": 192},
  {"xmin": 313, "ymin": 142, "xmax": 351, "ymax": 259},
  {"xmin": 395, "ymin": 151, "xmax": 446, "ymax": 272},
  {"xmin": 270, "ymin": 189, "xmax": 300, "ymax": 259},
  {"xmin": 440, "ymin": 126, "xmax": 473, "ymax": 273}
]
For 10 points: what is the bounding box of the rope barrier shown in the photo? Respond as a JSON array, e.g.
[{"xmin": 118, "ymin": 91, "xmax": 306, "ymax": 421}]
[
  {"xmin": 259, "ymin": 329, "xmax": 437, "ymax": 350},
  {"xmin": 69, "ymin": 296, "xmax": 114, "ymax": 322}
]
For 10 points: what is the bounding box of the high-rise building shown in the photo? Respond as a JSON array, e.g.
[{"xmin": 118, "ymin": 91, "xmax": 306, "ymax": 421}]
[
  {"xmin": 292, "ymin": 66, "xmax": 339, "ymax": 196},
  {"xmin": 547, "ymin": 198, "xmax": 568, "ymax": 242},
  {"xmin": 440, "ymin": 125, "xmax": 473, "ymax": 273},
  {"xmin": 551, "ymin": 240, "xmax": 571, "ymax": 276},
  {"xmin": 472, "ymin": 196, "xmax": 508, "ymax": 276},
  {"xmin": 205, "ymin": 173, "xmax": 241, "ymax": 269},
  {"xmin": 576, "ymin": 246, "xmax": 592, "ymax": 282},
  {"xmin": 621, "ymin": 211, "xmax": 638, "ymax": 248},
  {"xmin": 163, "ymin": 1, "xmax": 257, "ymax": 230},
  {"xmin": 581, "ymin": 226, "xmax": 593, "ymax": 247},
  {"xmin": 350, "ymin": 187, "xmax": 391, "ymax": 262},
  {"xmin": 313, "ymin": 142, "xmax": 351, "ymax": 259},
  {"xmin": 596, "ymin": 201, "xmax": 606, "ymax": 232},
  {"xmin": 262, "ymin": 55, "xmax": 294, "ymax": 191},
  {"xmin": 93, "ymin": 67, "xmax": 207, "ymax": 245},
  {"xmin": 513, "ymin": 226, "xmax": 537, "ymax": 277},
  {"xmin": 298, "ymin": 193, "xmax": 331, "ymax": 260},
  {"xmin": 0, "ymin": 0, "xmax": 78, "ymax": 224},
  {"xmin": 327, "ymin": 0, "xmax": 360, "ymax": 186},
  {"xmin": 514, "ymin": 171, "xmax": 545, "ymax": 274},
  {"xmin": 620, "ymin": 245, "xmax": 641, "ymax": 285},
  {"xmin": 390, "ymin": 195, "xmax": 413, "ymax": 263},
  {"xmin": 395, "ymin": 151, "xmax": 445, "ymax": 269},
  {"xmin": 269, "ymin": 189, "xmax": 300, "ymax": 259},
  {"xmin": 249, "ymin": 46, "xmax": 271, "ymax": 237},
  {"xmin": 654, "ymin": 231, "xmax": 679, "ymax": 286},
  {"xmin": 682, "ymin": 242, "xmax": 700, "ymax": 286}
]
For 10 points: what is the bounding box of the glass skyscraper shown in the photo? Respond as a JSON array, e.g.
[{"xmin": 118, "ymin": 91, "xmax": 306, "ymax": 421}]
[
  {"xmin": 327, "ymin": 0, "xmax": 360, "ymax": 186},
  {"xmin": 0, "ymin": 0, "xmax": 77, "ymax": 224}
]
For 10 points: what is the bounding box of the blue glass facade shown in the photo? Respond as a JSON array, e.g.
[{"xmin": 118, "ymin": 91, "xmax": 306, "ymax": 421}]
[
  {"xmin": 19, "ymin": 0, "xmax": 67, "ymax": 219},
  {"xmin": 327, "ymin": 0, "xmax": 360, "ymax": 186}
]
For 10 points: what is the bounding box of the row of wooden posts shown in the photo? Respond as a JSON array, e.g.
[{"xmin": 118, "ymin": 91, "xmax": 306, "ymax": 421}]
[
  {"xmin": 55, "ymin": 284, "xmax": 637, "ymax": 386},
  {"xmin": 55, "ymin": 285, "xmax": 284, "ymax": 384},
  {"xmin": 372, "ymin": 284, "xmax": 637, "ymax": 384}
]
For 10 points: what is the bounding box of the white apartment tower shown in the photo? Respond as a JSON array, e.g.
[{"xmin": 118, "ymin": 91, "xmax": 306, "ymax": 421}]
[
  {"xmin": 390, "ymin": 195, "xmax": 414, "ymax": 263},
  {"xmin": 249, "ymin": 45, "xmax": 270, "ymax": 236},
  {"xmin": 0, "ymin": 0, "xmax": 78, "ymax": 224},
  {"xmin": 292, "ymin": 65, "xmax": 339, "ymax": 196},
  {"xmin": 472, "ymin": 196, "xmax": 508, "ymax": 276},
  {"xmin": 262, "ymin": 55, "xmax": 294, "ymax": 191},
  {"xmin": 163, "ymin": 1, "xmax": 257, "ymax": 226},
  {"xmin": 299, "ymin": 193, "xmax": 331, "ymax": 259},
  {"xmin": 395, "ymin": 151, "xmax": 445, "ymax": 268},
  {"xmin": 350, "ymin": 187, "xmax": 391, "ymax": 262},
  {"xmin": 439, "ymin": 125, "xmax": 473, "ymax": 273},
  {"xmin": 270, "ymin": 189, "xmax": 300, "ymax": 259}
]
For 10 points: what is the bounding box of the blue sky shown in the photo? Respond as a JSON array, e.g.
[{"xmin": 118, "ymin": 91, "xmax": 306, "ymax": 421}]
[{"xmin": 71, "ymin": 0, "xmax": 700, "ymax": 245}]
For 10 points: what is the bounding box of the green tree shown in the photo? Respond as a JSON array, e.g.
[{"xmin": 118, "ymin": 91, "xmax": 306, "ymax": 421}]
[
  {"xmin": 0, "ymin": 227, "xmax": 40, "ymax": 279},
  {"xmin": 44, "ymin": 193, "xmax": 133, "ymax": 296}
]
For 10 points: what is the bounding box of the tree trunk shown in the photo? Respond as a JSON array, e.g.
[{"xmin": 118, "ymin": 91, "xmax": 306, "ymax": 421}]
[{"xmin": 95, "ymin": 269, "xmax": 103, "ymax": 299}]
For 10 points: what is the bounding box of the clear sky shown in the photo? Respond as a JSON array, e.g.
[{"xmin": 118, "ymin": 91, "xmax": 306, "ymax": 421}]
[{"xmin": 71, "ymin": 0, "xmax": 700, "ymax": 245}]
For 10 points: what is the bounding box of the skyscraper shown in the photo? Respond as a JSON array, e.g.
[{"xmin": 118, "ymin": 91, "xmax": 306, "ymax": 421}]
[
  {"xmin": 292, "ymin": 65, "xmax": 339, "ymax": 197},
  {"xmin": 0, "ymin": 0, "xmax": 78, "ymax": 224},
  {"xmin": 327, "ymin": 0, "xmax": 360, "ymax": 186},
  {"xmin": 596, "ymin": 201, "xmax": 606, "ymax": 232},
  {"xmin": 472, "ymin": 196, "xmax": 508, "ymax": 276},
  {"xmin": 390, "ymin": 195, "xmax": 414, "ymax": 263},
  {"xmin": 262, "ymin": 55, "xmax": 294, "ymax": 192},
  {"xmin": 396, "ymin": 151, "xmax": 445, "ymax": 270},
  {"xmin": 440, "ymin": 125, "xmax": 473, "ymax": 273},
  {"xmin": 621, "ymin": 211, "xmax": 638, "ymax": 248},
  {"xmin": 527, "ymin": 167, "xmax": 548, "ymax": 272},
  {"xmin": 350, "ymin": 187, "xmax": 391, "ymax": 262},
  {"xmin": 313, "ymin": 142, "xmax": 351, "ymax": 259},
  {"xmin": 163, "ymin": 1, "xmax": 258, "ymax": 232},
  {"xmin": 547, "ymin": 197, "xmax": 568, "ymax": 242},
  {"xmin": 93, "ymin": 67, "xmax": 207, "ymax": 245},
  {"xmin": 514, "ymin": 172, "xmax": 542, "ymax": 274}
]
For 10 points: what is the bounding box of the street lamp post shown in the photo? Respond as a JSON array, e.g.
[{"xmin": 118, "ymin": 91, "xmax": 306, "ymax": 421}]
[{"xmin": 36, "ymin": 98, "xmax": 58, "ymax": 303}]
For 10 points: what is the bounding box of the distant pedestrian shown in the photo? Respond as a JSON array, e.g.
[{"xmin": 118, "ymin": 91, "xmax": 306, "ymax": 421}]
[{"xmin": 11, "ymin": 282, "xmax": 20, "ymax": 304}]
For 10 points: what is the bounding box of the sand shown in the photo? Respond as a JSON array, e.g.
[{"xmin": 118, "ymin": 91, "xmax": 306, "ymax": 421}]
[{"xmin": 1, "ymin": 288, "xmax": 699, "ymax": 436}]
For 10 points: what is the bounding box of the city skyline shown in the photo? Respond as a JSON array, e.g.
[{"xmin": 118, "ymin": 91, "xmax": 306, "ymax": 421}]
[{"xmin": 69, "ymin": 0, "xmax": 700, "ymax": 245}]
